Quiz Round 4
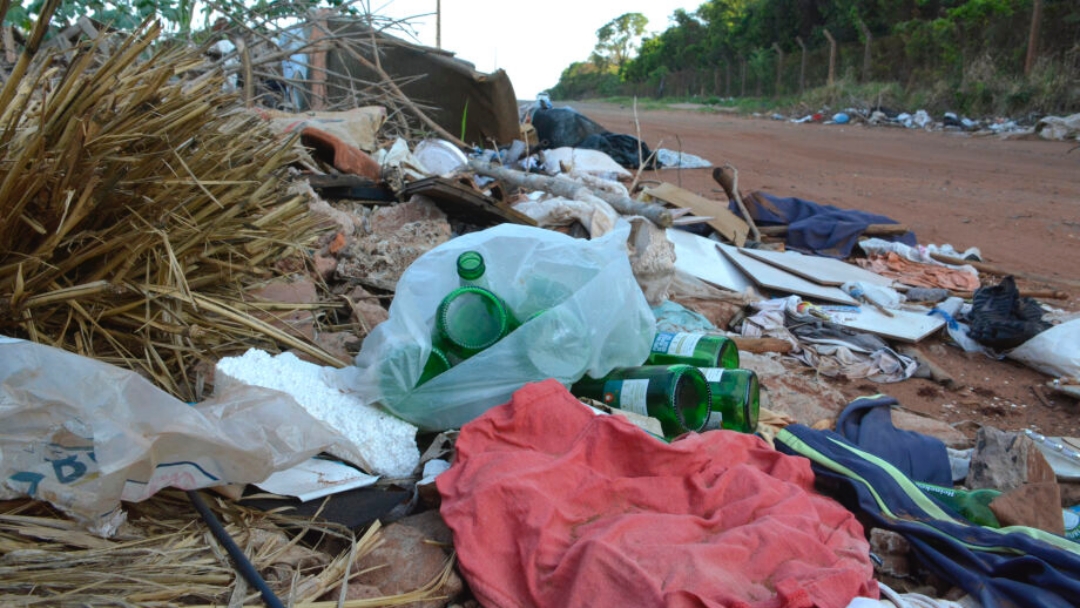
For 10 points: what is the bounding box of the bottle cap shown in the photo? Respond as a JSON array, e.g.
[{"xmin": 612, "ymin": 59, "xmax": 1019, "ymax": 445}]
[{"xmin": 457, "ymin": 251, "xmax": 485, "ymax": 281}]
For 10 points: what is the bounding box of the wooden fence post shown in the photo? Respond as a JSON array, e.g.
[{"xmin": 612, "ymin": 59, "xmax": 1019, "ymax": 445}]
[
  {"xmin": 740, "ymin": 56, "xmax": 747, "ymax": 97},
  {"xmin": 772, "ymin": 42, "xmax": 784, "ymax": 96},
  {"xmin": 856, "ymin": 18, "xmax": 872, "ymax": 82},
  {"xmin": 796, "ymin": 36, "xmax": 807, "ymax": 92},
  {"xmin": 823, "ymin": 29, "xmax": 837, "ymax": 87},
  {"xmin": 1025, "ymin": 0, "xmax": 1043, "ymax": 75},
  {"xmin": 725, "ymin": 59, "xmax": 731, "ymax": 97}
]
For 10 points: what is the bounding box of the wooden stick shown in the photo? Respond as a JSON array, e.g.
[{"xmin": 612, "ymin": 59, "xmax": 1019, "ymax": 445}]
[
  {"xmin": 711, "ymin": 165, "xmax": 761, "ymax": 242},
  {"xmin": 759, "ymin": 222, "xmax": 910, "ymax": 237},
  {"xmin": 929, "ymin": 252, "xmax": 1080, "ymax": 289},
  {"xmin": 468, "ymin": 159, "xmax": 673, "ymax": 228},
  {"xmin": 731, "ymin": 337, "xmax": 794, "ymax": 354},
  {"xmin": 949, "ymin": 288, "xmax": 1069, "ymax": 300}
]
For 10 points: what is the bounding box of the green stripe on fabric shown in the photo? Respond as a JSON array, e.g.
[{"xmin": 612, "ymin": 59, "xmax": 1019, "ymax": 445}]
[{"xmin": 781, "ymin": 429, "xmax": 1080, "ymax": 557}]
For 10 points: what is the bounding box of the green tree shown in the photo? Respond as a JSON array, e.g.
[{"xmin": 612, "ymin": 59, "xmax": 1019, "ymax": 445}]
[{"xmin": 592, "ymin": 12, "xmax": 649, "ymax": 72}]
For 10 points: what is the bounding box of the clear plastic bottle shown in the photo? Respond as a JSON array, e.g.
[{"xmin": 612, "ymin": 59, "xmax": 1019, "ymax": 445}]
[
  {"xmin": 570, "ymin": 365, "xmax": 712, "ymax": 438},
  {"xmin": 646, "ymin": 331, "xmax": 740, "ymax": 369},
  {"xmin": 699, "ymin": 368, "xmax": 760, "ymax": 433}
]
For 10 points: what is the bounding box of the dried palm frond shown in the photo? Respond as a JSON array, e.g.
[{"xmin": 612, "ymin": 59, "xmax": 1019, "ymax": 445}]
[{"xmin": 0, "ymin": 17, "xmax": 342, "ymax": 400}]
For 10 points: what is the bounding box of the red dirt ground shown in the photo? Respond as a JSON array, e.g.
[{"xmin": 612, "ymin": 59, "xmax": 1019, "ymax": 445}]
[{"xmin": 574, "ymin": 101, "xmax": 1080, "ymax": 438}]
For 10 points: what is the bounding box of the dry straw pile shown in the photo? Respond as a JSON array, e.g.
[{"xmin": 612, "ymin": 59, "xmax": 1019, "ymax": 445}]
[{"xmin": 0, "ymin": 4, "xmax": 339, "ymax": 400}]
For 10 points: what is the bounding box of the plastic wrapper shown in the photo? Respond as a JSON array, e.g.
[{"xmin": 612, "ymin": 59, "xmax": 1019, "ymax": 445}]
[
  {"xmin": 335, "ymin": 222, "xmax": 655, "ymax": 431},
  {"xmin": 0, "ymin": 336, "xmax": 344, "ymax": 536}
]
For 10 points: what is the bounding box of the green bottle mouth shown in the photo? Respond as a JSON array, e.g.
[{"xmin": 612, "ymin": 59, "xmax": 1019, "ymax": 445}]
[
  {"xmin": 437, "ymin": 286, "xmax": 510, "ymax": 352},
  {"xmin": 456, "ymin": 251, "xmax": 486, "ymax": 282},
  {"xmin": 670, "ymin": 366, "xmax": 711, "ymax": 433}
]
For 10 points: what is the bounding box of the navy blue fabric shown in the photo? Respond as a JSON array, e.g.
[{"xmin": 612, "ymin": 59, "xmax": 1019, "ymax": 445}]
[
  {"xmin": 776, "ymin": 425, "xmax": 1080, "ymax": 608},
  {"xmin": 729, "ymin": 192, "xmax": 917, "ymax": 257},
  {"xmin": 836, "ymin": 395, "xmax": 952, "ymax": 486}
]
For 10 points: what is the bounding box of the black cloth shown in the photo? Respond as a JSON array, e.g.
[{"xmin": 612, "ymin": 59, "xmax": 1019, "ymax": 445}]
[
  {"xmin": 577, "ymin": 133, "xmax": 657, "ymax": 169},
  {"xmin": 969, "ymin": 276, "xmax": 1050, "ymax": 350}
]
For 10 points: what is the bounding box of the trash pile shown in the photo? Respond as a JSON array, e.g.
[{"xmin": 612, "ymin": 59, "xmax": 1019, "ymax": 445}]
[
  {"xmin": 778, "ymin": 106, "xmax": 1080, "ymax": 142},
  {"xmin": 2, "ymin": 6, "xmax": 1080, "ymax": 608}
]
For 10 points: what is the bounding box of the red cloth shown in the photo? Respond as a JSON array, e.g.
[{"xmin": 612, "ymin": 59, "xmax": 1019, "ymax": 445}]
[{"xmin": 438, "ymin": 380, "xmax": 878, "ymax": 608}]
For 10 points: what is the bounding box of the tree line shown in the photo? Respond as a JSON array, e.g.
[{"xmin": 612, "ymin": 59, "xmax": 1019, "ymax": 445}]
[{"xmin": 552, "ymin": 0, "xmax": 1080, "ymax": 116}]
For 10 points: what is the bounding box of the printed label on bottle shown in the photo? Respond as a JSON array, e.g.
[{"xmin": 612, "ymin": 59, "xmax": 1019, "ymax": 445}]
[
  {"xmin": 602, "ymin": 379, "xmax": 649, "ymax": 417},
  {"xmin": 702, "ymin": 368, "xmax": 725, "ymax": 383},
  {"xmin": 652, "ymin": 332, "xmax": 702, "ymax": 357}
]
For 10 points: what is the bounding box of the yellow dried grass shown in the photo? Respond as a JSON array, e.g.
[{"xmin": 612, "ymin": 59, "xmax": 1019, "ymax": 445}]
[
  {"xmin": 0, "ymin": 20, "xmax": 342, "ymax": 400},
  {"xmin": 0, "ymin": 492, "xmax": 457, "ymax": 608}
]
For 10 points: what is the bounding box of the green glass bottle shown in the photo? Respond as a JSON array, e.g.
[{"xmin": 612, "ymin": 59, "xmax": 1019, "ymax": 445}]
[
  {"xmin": 915, "ymin": 482, "xmax": 1002, "ymax": 527},
  {"xmin": 434, "ymin": 286, "xmax": 512, "ymax": 361},
  {"xmin": 646, "ymin": 332, "xmax": 740, "ymax": 369},
  {"xmin": 699, "ymin": 368, "xmax": 760, "ymax": 433},
  {"xmin": 416, "ymin": 345, "xmax": 451, "ymax": 386},
  {"xmin": 570, "ymin": 365, "xmax": 712, "ymax": 438},
  {"xmin": 457, "ymin": 251, "xmax": 486, "ymax": 286}
]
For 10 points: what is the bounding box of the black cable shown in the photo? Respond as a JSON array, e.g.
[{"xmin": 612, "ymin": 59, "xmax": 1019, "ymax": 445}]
[{"xmin": 187, "ymin": 490, "xmax": 286, "ymax": 608}]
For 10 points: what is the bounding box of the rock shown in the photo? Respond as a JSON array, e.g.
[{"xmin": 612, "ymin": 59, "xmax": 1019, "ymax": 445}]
[
  {"xmin": 969, "ymin": 427, "xmax": 1057, "ymax": 492},
  {"xmin": 248, "ymin": 276, "xmax": 319, "ymax": 340},
  {"xmin": 869, "ymin": 528, "xmax": 911, "ymax": 579},
  {"xmin": 306, "ymin": 331, "xmax": 356, "ymax": 366},
  {"xmin": 348, "ymin": 286, "xmax": 389, "ymax": 334},
  {"xmin": 891, "ymin": 409, "xmax": 971, "ymax": 449},
  {"xmin": 396, "ymin": 509, "xmax": 454, "ymax": 547},
  {"xmin": 337, "ymin": 198, "xmax": 451, "ymax": 291},
  {"xmin": 314, "ymin": 253, "xmax": 337, "ymax": 282},
  {"xmin": 741, "ymin": 353, "xmax": 846, "ymax": 425},
  {"xmin": 339, "ymin": 521, "xmax": 463, "ymax": 608},
  {"xmin": 672, "ymin": 297, "xmax": 745, "ymax": 331},
  {"xmin": 990, "ymin": 482, "xmax": 1065, "ymax": 535}
]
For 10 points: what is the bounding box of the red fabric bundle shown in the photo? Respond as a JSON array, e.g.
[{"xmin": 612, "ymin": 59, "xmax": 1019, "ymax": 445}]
[{"xmin": 438, "ymin": 379, "xmax": 878, "ymax": 608}]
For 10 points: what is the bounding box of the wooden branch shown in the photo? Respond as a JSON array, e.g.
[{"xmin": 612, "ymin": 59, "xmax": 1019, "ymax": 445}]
[
  {"xmin": 796, "ymin": 36, "xmax": 807, "ymax": 93},
  {"xmin": 757, "ymin": 222, "xmax": 910, "ymax": 237},
  {"xmin": 711, "ymin": 166, "xmax": 761, "ymax": 242},
  {"xmin": 468, "ymin": 160, "xmax": 673, "ymax": 228}
]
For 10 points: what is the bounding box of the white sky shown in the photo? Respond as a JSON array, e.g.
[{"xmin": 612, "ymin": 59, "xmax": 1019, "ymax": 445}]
[{"xmin": 366, "ymin": 0, "xmax": 704, "ymax": 100}]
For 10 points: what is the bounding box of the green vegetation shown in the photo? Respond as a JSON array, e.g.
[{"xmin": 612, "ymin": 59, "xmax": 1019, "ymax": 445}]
[{"xmin": 551, "ymin": 0, "xmax": 1080, "ymax": 117}]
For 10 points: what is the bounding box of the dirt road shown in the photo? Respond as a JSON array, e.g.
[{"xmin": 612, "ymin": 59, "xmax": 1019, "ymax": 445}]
[{"xmin": 573, "ymin": 101, "xmax": 1080, "ymax": 436}]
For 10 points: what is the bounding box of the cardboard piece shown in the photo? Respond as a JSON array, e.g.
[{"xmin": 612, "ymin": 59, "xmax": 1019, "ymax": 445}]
[
  {"xmin": 645, "ymin": 183, "xmax": 750, "ymax": 247},
  {"xmin": 255, "ymin": 458, "xmax": 379, "ymax": 502},
  {"xmin": 741, "ymin": 247, "xmax": 898, "ymax": 288},
  {"xmin": 817, "ymin": 305, "xmax": 946, "ymax": 343},
  {"xmin": 666, "ymin": 229, "xmax": 753, "ymax": 293},
  {"xmin": 717, "ymin": 244, "xmax": 857, "ymax": 305}
]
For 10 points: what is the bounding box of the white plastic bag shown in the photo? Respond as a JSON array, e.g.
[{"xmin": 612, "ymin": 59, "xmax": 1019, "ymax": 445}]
[
  {"xmin": 1008, "ymin": 319, "xmax": 1080, "ymax": 378},
  {"xmin": 0, "ymin": 336, "xmax": 344, "ymax": 536},
  {"xmin": 334, "ymin": 222, "xmax": 655, "ymax": 431}
]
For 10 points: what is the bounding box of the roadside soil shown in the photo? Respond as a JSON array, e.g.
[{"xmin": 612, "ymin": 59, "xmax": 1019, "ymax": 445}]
[{"xmin": 573, "ymin": 101, "xmax": 1080, "ymax": 438}]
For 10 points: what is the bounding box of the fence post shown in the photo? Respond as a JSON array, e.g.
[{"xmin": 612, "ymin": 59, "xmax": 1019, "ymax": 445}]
[
  {"xmin": 1025, "ymin": 0, "xmax": 1043, "ymax": 75},
  {"xmin": 772, "ymin": 43, "xmax": 784, "ymax": 96},
  {"xmin": 823, "ymin": 29, "xmax": 837, "ymax": 87},
  {"xmin": 856, "ymin": 18, "xmax": 872, "ymax": 82},
  {"xmin": 740, "ymin": 56, "xmax": 747, "ymax": 97},
  {"xmin": 725, "ymin": 59, "xmax": 731, "ymax": 97},
  {"xmin": 796, "ymin": 36, "xmax": 807, "ymax": 92}
]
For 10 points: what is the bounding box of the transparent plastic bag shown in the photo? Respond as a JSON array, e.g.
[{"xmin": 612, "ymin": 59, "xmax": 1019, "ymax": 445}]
[
  {"xmin": 0, "ymin": 336, "xmax": 344, "ymax": 536},
  {"xmin": 334, "ymin": 221, "xmax": 655, "ymax": 431}
]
